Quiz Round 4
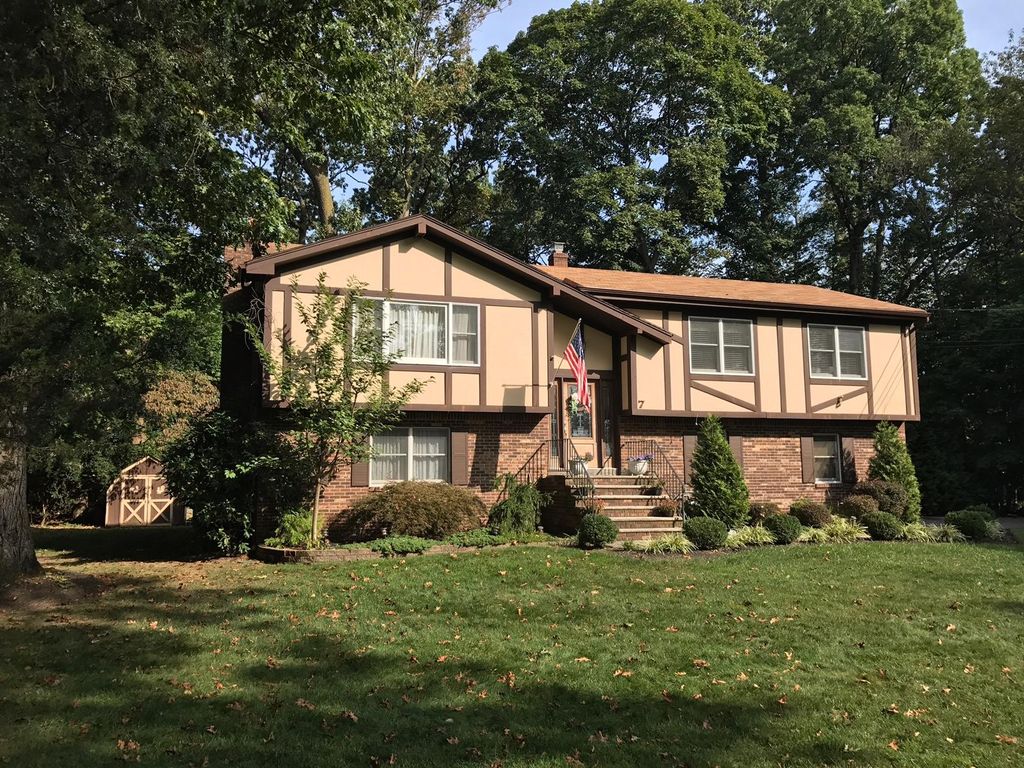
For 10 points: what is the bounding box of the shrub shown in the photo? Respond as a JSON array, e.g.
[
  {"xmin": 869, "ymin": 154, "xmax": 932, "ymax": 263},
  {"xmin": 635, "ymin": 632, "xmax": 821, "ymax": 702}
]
[
  {"xmin": 688, "ymin": 416, "xmax": 749, "ymax": 528},
  {"xmin": 368, "ymin": 536, "xmax": 434, "ymax": 556},
  {"xmin": 836, "ymin": 494, "xmax": 879, "ymax": 519},
  {"xmin": 264, "ymin": 509, "xmax": 322, "ymax": 549},
  {"xmin": 798, "ymin": 526, "xmax": 828, "ymax": 544},
  {"xmin": 945, "ymin": 509, "xmax": 991, "ymax": 541},
  {"xmin": 163, "ymin": 412, "xmax": 312, "ymax": 555},
  {"xmin": 578, "ymin": 514, "xmax": 618, "ymax": 549},
  {"xmin": 349, "ymin": 481, "xmax": 484, "ymax": 540},
  {"xmin": 900, "ymin": 522, "xmax": 934, "ymax": 542},
  {"xmin": 929, "ymin": 523, "xmax": 967, "ymax": 543},
  {"xmin": 622, "ymin": 535, "xmax": 696, "ymax": 554},
  {"xmin": 445, "ymin": 528, "xmax": 552, "ymax": 548},
  {"xmin": 985, "ymin": 520, "xmax": 1006, "ymax": 541},
  {"xmin": 651, "ymin": 503, "xmax": 679, "ymax": 517},
  {"xmin": 789, "ymin": 499, "xmax": 832, "ymax": 528},
  {"xmin": 853, "ymin": 480, "xmax": 910, "ymax": 520},
  {"xmin": 860, "ymin": 511, "xmax": 903, "ymax": 541},
  {"xmin": 683, "ymin": 516, "xmax": 729, "ymax": 550},
  {"xmin": 488, "ymin": 474, "xmax": 550, "ymax": 535},
  {"xmin": 962, "ymin": 503, "xmax": 996, "ymax": 520},
  {"xmin": 765, "ymin": 514, "xmax": 802, "ymax": 544},
  {"xmin": 726, "ymin": 525, "xmax": 775, "ymax": 549},
  {"xmin": 820, "ymin": 517, "xmax": 870, "ymax": 543},
  {"xmin": 867, "ymin": 422, "xmax": 921, "ymax": 521},
  {"xmin": 748, "ymin": 502, "xmax": 782, "ymax": 525},
  {"xmin": 577, "ymin": 497, "xmax": 607, "ymax": 516}
]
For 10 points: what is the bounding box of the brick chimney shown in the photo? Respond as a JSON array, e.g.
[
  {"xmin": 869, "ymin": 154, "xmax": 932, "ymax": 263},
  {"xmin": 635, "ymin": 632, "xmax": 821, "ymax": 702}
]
[{"xmin": 551, "ymin": 242, "xmax": 569, "ymax": 268}]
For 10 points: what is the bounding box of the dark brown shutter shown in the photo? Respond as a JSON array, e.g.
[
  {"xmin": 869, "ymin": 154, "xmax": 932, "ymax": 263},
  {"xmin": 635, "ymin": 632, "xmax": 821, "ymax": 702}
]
[
  {"xmin": 451, "ymin": 431, "xmax": 470, "ymax": 485},
  {"xmin": 729, "ymin": 435, "xmax": 744, "ymax": 468},
  {"xmin": 351, "ymin": 437, "xmax": 371, "ymax": 487},
  {"xmin": 841, "ymin": 436, "xmax": 857, "ymax": 484},
  {"xmin": 800, "ymin": 436, "xmax": 814, "ymax": 484},
  {"xmin": 683, "ymin": 434, "xmax": 697, "ymax": 483}
]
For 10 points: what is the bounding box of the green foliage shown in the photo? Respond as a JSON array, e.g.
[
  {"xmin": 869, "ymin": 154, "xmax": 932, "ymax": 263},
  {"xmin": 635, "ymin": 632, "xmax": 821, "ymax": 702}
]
[
  {"xmin": 836, "ymin": 494, "xmax": 880, "ymax": 519},
  {"xmin": 577, "ymin": 498, "xmax": 607, "ymax": 516},
  {"xmin": 622, "ymin": 535, "xmax": 696, "ymax": 554},
  {"xmin": 860, "ymin": 511, "xmax": 904, "ymax": 541},
  {"xmin": 488, "ymin": 474, "xmax": 550, "ymax": 535},
  {"xmin": 788, "ymin": 499, "xmax": 832, "ymax": 528},
  {"xmin": 683, "ymin": 516, "xmax": 729, "ymax": 551},
  {"xmin": 852, "ymin": 480, "xmax": 910, "ymax": 520},
  {"xmin": 748, "ymin": 502, "xmax": 782, "ymax": 525},
  {"xmin": 349, "ymin": 481, "xmax": 484, "ymax": 541},
  {"xmin": 577, "ymin": 515, "xmax": 619, "ymax": 549},
  {"xmin": 264, "ymin": 509, "xmax": 322, "ymax": 549},
  {"xmin": 368, "ymin": 536, "xmax": 435, "ymax": 557},
  {"xmin": 944, "ymin": 510, "xmax": 992, "ymax": 541},
  {"xmin": 928, "ymin": 524, "xmax": 968, "ymax": 543},
  {"xmin": 900, "ymin": 522, "xmax": 934, "ymax": 543},
  {"xmin": 821, "ymin": 517, "xmax": 871, "ymax": 544},
  {"xmin": 651, "ymin": 503, "xmax": 679, "ymax": 518},
  {"xmin": 163, "ymin": 412, "xmax": 311, "ymax": 555},
  {"xmin": 867, "ymin": 423, "xmax": 922, "ymax": 521},
  {"xmin": 764, "ymin": 514, "xmax": 803, "ymax": 544},
  {"xmin": 443, "ymin": 528, "xmax": 551, "ymax": 548},
  {"xmin": 961, "ymin": 504, "xmax": 996, "ymax": 520},
  {"xmin": 688, "ymin": 417, "xmax": 750, "ymax": 528},
  {"xmin": 725, "ymin": 526, "xmax": 775, "ymax": 549}
]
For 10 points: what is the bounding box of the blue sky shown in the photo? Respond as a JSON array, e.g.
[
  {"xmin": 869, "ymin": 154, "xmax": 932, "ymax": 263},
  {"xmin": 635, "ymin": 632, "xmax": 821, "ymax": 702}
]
[{"xmin": 473, "ymin": 0, "xmax": 1024, "ymax": 59}]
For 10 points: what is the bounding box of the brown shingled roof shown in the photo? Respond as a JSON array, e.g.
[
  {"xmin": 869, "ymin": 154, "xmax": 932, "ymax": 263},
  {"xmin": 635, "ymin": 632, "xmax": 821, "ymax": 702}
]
[{"xmin": 538, "ymin": 265, "xmax": 927, "ymax": 319}]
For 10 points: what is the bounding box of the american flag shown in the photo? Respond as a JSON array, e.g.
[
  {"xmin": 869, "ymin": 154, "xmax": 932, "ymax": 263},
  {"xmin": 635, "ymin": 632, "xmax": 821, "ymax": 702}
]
[{"xmin": 564, "ymin": 320, "xmax": 591, "ymax": 413}]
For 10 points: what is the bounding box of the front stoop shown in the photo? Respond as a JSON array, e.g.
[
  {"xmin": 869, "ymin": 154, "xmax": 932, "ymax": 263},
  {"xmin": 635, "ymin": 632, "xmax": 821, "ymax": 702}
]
[{"xmin": 588, "ymin": 473, "xmax": 683, "ymax": 541}]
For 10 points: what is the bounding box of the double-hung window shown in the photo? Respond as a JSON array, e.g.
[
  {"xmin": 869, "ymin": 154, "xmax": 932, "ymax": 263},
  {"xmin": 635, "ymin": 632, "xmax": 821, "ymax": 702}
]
[
  {"xmin": 812, "ymin": 435, "xmax": 842, "ymax": 483},
  {"xmin": 808, "ymin": 324, "xmax": 866, "ymax": 378},
  {"xmin": 370, "ymin": 428, "xmax": 450, "ymax": 485},
  {"xmin": 688, "ymin": 318, "xmax": 754, "ymax": 375},
  {"xmin": 363, "ymin": 300, "xmax": 479, "ymax": 365}
]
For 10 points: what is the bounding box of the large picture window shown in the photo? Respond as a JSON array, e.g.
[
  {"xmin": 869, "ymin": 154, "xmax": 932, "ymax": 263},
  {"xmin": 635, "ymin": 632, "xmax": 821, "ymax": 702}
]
[
  {"xmin": 370, "ymin": 428, "xmax": 450, "ymax": 485},
  {"xmin": 364, "ymin": 300, "xmax": 479, "ymax": 365},
  {"xmin": 688, "ymin": 318, "xmax": 754, "ymax": 374},
  {"xmin": 808, "ymin": 324, "xmax": 866, "ymax": 379}
]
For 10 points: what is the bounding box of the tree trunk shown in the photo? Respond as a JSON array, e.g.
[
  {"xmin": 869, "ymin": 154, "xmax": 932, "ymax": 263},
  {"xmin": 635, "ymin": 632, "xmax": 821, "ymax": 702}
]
[
  {"xmin": 305, "ymin": 163, "xmax": 335, "ymax": 235},
  {"xmin": 846, "ymin": 220, "xmax": 869, "ymax": 294},
  {"xmin": 310, "ymin": 480, "xmax": 321, "ymax": 548},
  {"xmin": 0, "ymin": 436, "xmax": 39, "ymax": 574}
]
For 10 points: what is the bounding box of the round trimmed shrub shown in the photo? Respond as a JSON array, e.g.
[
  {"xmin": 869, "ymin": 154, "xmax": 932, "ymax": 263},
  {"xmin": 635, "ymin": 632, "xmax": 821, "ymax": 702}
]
[
  {"xmin": 748, "ymin": 501, "xmax": 782, "ymax": 525},
  {"xmin": 860, "ymin": 511, "xmax": 903, "ymax": 541},
  {"xmin": 836, "ymin": 494, "xmax": 880, "ymax": 519},
  {"xmin": 853, "ymin": 480, "xmax": 910, "ymax": 521},
  {"xmin": 683, "ymin": 516, "xmax": 729, "ymax": 550},
  {"xmin": 945, "ymin": 509, "xmax": 990, "ymax": 541},
  {"xmin": 578, "ymin": 514, "xmax": 619, "ymax": 549},
  {"xmin": 764, "ymin": 514, "xmax": 802, "ymax": 544},
  {"xmin": 349, "ymin": 481, "xmax": 484, "ymax": 540},
  {"xmin": 789, "ymin": 499, "xmax": 832, "ymax": 528},
  {"xmin": 960, "ymin": 504, "xmax": 996, "ymax": 520}
]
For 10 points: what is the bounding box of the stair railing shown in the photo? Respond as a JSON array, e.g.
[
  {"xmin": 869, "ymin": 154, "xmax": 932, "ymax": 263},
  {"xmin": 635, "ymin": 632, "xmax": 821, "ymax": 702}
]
[
  {"xmin": 510, "ymin": 443, "xmax": 547, "ymax": 489},
  {"xmin": 561, "ymin": 438, "xmax": 596, "ymax": 500},
  {"xmin": 621, "ymin": 439, "xmax": 686, "ymax": 508}
]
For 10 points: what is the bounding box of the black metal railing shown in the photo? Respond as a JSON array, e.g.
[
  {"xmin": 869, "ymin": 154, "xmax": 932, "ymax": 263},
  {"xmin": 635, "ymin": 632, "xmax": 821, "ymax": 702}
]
[
  {"xmin": 558, "ymin": 438, "xmax": 596, "ymax": 499},
  {"xmin": 512, "ymin": 443, "xmax": 548, "ymax": 487},
  {"xmin": 621, "ymin": 439, "xmax": 686, "ymax": 504}
]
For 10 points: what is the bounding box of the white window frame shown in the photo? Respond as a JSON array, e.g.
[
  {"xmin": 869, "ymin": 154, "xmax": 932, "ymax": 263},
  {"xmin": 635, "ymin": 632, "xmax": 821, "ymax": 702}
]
[
  {"xmin": 812, "ymin": 434, "xmax": 842, "ymax": 484},
  {"xmin": 687, "ymin": 317, "xmax": 756, "ymax": 376},
  {"xmin": 369, "ymin": 427, "xmax": 451, "ymax": 486},
  {"xmin": 365, "ymin": 298, "xmax": 480, "ymax": 367},
  {"xmin": 807, "ymin": 324, "xmax": 867, "ymax": 380}
]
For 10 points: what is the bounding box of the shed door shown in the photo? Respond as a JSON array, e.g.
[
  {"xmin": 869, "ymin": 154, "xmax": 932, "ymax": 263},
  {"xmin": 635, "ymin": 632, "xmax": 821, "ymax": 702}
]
[{"xmin": 117, "ymin": 475, "xmax": 173, "ymax": 525}]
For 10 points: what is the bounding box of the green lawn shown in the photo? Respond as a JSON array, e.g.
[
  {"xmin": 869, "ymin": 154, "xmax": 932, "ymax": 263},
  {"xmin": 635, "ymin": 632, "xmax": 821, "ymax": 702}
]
[{"xmin": 2, "ymin": 528, "xmax": 1022, "ymax": 767}]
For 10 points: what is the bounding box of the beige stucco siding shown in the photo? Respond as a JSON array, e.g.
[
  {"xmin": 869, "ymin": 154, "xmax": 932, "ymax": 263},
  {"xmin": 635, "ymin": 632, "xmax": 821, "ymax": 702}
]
[
  {"xmin": 780, "ymin": 319, "xmax": 807, "ymax": 412},
  {"xmin": 393, "ymin": 370, "xmax": 445, "ymax": 405},
  {"xmin": 485, "ymin": 305, "xmax": 534, "ymax": 407},
  {"xmin": 451, "ymin": 373, "xmax": 480, "ymax": 406},
  {"xmin": 756, "ymin": 318, "xmax": 782, "ymax": 412},
  {"xmin": 451, "ymin": 254, "xmax": 540, "ymax": 302},
  {"xmin": 535, "ymin": 308, "xmax": 549, "ymax": 408},
  {"xmin": 634, "ymin": 336, "xmax": 666, "ymax": 411},
  {"xmin": 869, "ymin": 324, "xmax": 909, "ymax": 415},
  {"xmin": 391, "ymin": 237, "xmax": 445, "ymax": 295},
  {"xmin": 808, "ymin": 383, "xmax": 871, "ymax": 415},
  {"xmin": 690, "ymin": 379, "xmax": 758, "ymax": 412},
  {"xmin": 282, "ymin": 244, "xmax": 384, "ymax": 290},
  {"xmin": 552, "ymin": 313, "xmax": 613, "ymax": 372}
]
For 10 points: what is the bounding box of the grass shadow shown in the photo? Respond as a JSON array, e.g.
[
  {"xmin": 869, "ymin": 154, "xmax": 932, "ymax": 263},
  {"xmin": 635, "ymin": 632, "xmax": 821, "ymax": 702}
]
[{"xmin": 31, "ymin": 525, "xmax": 215, "ymax": 564}]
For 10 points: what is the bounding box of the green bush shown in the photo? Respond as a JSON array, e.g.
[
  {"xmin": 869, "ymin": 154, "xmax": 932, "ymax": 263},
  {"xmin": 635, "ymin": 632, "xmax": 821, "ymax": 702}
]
[
  {"xmin": 577, "ymin": 497, "xmax": 606, "ymax": 516},
  {"xmin": 444, "ymin": 528, "xmax": 551, "ymax": 548},
  {"xmin": 725, "ymin": 525, "xmax": 776, "ymax": 549},
  {"xmin": 264, "ymin": 509, "xmax": 322, "ymax": 549},
  {"xmin": 900, "ymin": 522, "xmax": 934, "ymax": 542},
  {"xmin": 945, "ymin": 509, "xmax": 991, "ymax": 541},
  {"xmin": 836, "ymin": 494, "xmax": 879, "ymax": 519},
  {"xmin": 860, "ymin": 511, "xmax": 903, "ymax": 541},
  {"xmin": 867, "ymin": 422, "xmax": 921, "ymax": 521},
  {"xmin": 163, "ymin": 412, "xmax": 312, "ymax": 555},
  {"xmin": 929, "ymin": 523, "xmax": 967, "ymax": 543},
  {"xmin": 821, "ymin": 517, "xmax": 871, "ymax": 543},
  {"xmin": 765, "ymin": 514, "xmax": 802, "ymax": 544},
  {"xmin": 748, "ymin": 501, "xmax": 782, "ymax": 525},
  {"xmin": 368, "ymin": 536, "xmax": 434, "ymax": 556},
  {"xmin": 651, "ymin": 502, "xmax": 679, "ymax": 517},
  {"xmin": 688, "ymin": 416, "xmax": 749, "ymax": 528},
  {"xmin": 961, "ymin": 504, "xmax": 996, "ymax": 520},
  {"xmin": 622, "ymin": 535, "xmax": 695, "ymax": 554},
  {"xmin": 789, "ymin": 499, "xmax": 832, "ymax": 528},
  {"xmin": 853, "ymin": 480, "xmax": 910, "ymax": 520},
  {"xmin": 578, "ymin": 514, "xmax": 618, "ymax": 549},
  {"xmin": 488, "ymin": 474, "xmax": 550, "ymax": 535},
  {"xmin": 683, "ymin": 516, "xmax": 729, "ymax": 550},
  {"xmin": 349, "ymin": 481, "xmax": 484, "ymax": 540}
]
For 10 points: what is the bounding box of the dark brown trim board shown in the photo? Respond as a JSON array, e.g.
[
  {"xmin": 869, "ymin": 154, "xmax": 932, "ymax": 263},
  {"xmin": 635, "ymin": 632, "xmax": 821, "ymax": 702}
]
[
  {"xmin": 901, "ymin": 325, "xmax": 913, "ymax": 416},
  {"xmin": 531, "ymin": 305, "xmax": 540, "ymax": 407},
  {"xmin": 680, "ymin": 316, "xmax": 692, "ymax": 411},
  {"xmin": 629, "ymin": 335, "xmax": 639, "ymax": 412},
  {"xmin": 382, "ymin": 242, "xmax": 393, "ymax": 291},
  {"xmin": 690, "ymin": 380, "xmax": 757, "ymax": 412},
  {"xmin": 753, "ymin": 319, "xmax": 762, "ymax": 411},
  {"xmin": 909, "ymin": 325, "xmax": 920, "ymax": 417},
  {"xmin": 801, "ymin": 321, "xmax": 812, "ymax": 415},
  {"xmin": 662, "ymin": 311, "xmax": 673, "ymax": 410},
  {"xmin": 479, "ymin": 303, "xmax": 488, "ymax": 406},
  {"xmin": 444, "ymin": 247, "xmax": 453, "ymax": 297},
  {"xmin": 810, "ymin": 385, "xmax": 870, "ymax": 413},
  {"xmin": 776, "ymin": 318, "xmax": 787, "ymax": 412}
]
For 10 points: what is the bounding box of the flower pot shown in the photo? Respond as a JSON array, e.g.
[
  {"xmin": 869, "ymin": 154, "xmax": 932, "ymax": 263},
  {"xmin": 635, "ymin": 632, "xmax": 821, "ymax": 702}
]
[
  {"xmin": 629, "ymin": 459, "xmax": 650, "ymax": 475},
  {"xmin": 569, "ymin": 458, "xmax": 589, "ymax": 476}
]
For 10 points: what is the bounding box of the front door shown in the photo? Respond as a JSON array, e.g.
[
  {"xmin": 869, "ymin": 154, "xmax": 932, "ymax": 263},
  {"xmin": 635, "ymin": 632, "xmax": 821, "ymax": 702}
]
[{"xmin": 562, "ymin": 381, "xmax": 599, "ymax": 469}]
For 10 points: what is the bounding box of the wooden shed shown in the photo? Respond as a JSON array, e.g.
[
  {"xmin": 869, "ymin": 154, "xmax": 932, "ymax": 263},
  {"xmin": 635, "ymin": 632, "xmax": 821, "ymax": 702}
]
[{"xmin": 105, "ymin": 457, "xmax": 187, "ymax": 526}]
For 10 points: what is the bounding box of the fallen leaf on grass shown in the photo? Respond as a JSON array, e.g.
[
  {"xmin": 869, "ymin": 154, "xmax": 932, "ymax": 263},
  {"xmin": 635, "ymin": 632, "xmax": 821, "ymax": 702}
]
[
  {"xmin": 888, "ymin": 740, "xmax": 900, "ymax": 751},
  {"xmin": 613, "ymin": 669, "xmax": 632, "ymax": 678},
  {"xmin": 996, "ymin": 735, "xmax": 1019, "ymax": 745},
  {"xmin": 692, "ymin": 659, "xmax": 710, "ymax": 668},
  {"xmin": 296, "ymin": 699, "xmax": 315, "ymax": 710}
]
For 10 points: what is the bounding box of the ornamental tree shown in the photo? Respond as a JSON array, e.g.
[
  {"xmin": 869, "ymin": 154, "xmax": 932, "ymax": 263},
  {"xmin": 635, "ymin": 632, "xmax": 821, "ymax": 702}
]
[
  {"xmin": 689, "ymin": 415, "xmax": 749, "ymax": 528},
  {"xmin": 867, "ymin": 422, "xmax": 922, "ymax": 521}
]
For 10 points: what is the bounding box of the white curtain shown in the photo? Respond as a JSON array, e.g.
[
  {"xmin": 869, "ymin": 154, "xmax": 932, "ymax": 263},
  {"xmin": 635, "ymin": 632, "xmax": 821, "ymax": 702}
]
[
  {"xmin": 390, "ymin": 303, "xmax": 446, "ymax": 361},
  {"xmin": 413, "ymin": 429, "xmax": 449, "ymax": 481},
  {"xmin": 450, "ymin": 305, "xmax": 478, "ymax": 364},
  {"xmin": 371, "ymin": 431, "xmax": 408, "ymax": 484}
]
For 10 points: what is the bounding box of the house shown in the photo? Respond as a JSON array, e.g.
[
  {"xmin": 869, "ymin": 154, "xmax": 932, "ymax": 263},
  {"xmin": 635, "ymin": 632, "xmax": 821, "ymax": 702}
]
[{"xmin": 224, "ymin": 215, "xmax": 925, "ymax": 539}]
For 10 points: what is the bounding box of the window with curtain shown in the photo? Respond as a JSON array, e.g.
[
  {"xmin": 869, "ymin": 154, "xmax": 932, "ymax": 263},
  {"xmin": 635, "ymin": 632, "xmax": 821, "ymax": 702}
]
[
  {"xmin": 370, "ymin": 428, "xmax": 450, "ymax": 485},
  {"xmin": 688, "ymin": 318, "xmax": 754, "ymax": 374},
  {"xmin": 450, "ymin": 304, "xmax": 478, "ymax": 364},
  {"xmin": 362, "ymin": 300, "xmax": 479, "ymax": 366},
  {"xmin": 808, "ymin": 325, "xmax": 866, "ymax": 378},
  {"xmin": 812, "ymin": 435, "xmax": 841, "ymax": 482}
]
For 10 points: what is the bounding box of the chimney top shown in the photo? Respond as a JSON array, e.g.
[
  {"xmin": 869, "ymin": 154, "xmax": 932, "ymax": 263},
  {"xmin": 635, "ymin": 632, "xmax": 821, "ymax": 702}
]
[{"xmin": 551, "ymin": 242, "xmax": 568, "ymax": 268}]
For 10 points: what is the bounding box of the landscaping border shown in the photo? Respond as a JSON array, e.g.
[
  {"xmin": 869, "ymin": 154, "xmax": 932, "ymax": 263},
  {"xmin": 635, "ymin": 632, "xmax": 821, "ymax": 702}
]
[{"xmin": 253, "ymin": 540, "xmax": 556, "ymax": 564}]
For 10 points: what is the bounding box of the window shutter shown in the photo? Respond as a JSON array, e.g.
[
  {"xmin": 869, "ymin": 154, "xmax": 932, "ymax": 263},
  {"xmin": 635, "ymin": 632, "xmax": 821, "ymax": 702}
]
[
  {"xmin": 800, "ymin": 436, "xmax": 814, "ymax": 483},
  {"xmin": 683, "ymin": 435, "xmax": 697, "ymax": 483},
  {"xmin": 451, "ymin": 431, "xmax": 470, "ymax": 486},
  {"xmin": 841, "ymin": 436, "xmax": 857, "ymax": 483},
  {"xmin": 729, "ymin": 435, "xmax": 744, "ymax": 468},
  {"xmin": 351, "ymin": 460, "xmax": 369, "ymax": 487}
]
